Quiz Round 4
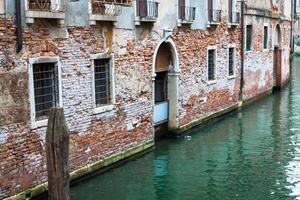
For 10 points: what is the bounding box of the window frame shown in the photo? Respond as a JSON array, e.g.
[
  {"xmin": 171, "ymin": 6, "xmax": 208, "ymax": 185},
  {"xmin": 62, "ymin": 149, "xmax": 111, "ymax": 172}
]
[
  {"xmin": 245, "ymin": 24, "xmax": 253, "ymax": 51},
  {"xmin": 228, "ymin": 44, "xmax": 235, "ymax": 79},
  {"xmin": 29, "ymin": 57, "xmax": 63, "ymax": 129},
  {"xmin": 91, "ymin": 53, "xmax": 115, "ymax": 115},
  {"xmin": 263, "ymin": 24, "xmax": 269, "ymax": 49},
  {"xmin": 0, "ymin": 0, "xmax": 5, "ymax": 14},
  {"xmin": 207, "ymin": 46, "xmax": 217, "ymax": 84}
]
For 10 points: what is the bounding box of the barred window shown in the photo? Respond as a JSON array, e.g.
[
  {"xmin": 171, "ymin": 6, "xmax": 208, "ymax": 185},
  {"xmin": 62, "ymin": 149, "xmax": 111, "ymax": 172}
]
[
  {"xmin": 33, "ymin": 63, "xmax": 59, "ymax": 120},
  {"xmin": 94, "ymin": 59, "xmax": 111, "ymax": 107},
  {"xmin": 246, "ymin": 25, "xmax": 252, "ymax": 51},
  {"xmin": 208, "ymin": 49, "xmax": 216, "ymax": 81},
  {"xmin": 228, "ymin": 47, "xmax": 234, "ymax": 76},
  {"xmin": 263, "ymin": 26, "xmax": 268, "ymax": 49}
]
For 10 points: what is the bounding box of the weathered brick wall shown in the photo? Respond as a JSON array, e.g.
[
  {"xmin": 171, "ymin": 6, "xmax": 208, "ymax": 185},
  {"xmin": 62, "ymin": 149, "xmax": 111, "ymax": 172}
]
[
  {"xmin": 243, "ymin": 15, "xmax": 291, "ymax": 100},
  {"xmin": 0, "ymin": 17, "xmax": 155, "ymax": 199},
  {"xmin": 280, "ymin": 21, "xmax": 291, "ymax": 85},
  {"xmin": 0, "ymin": 12, "xmax": 291, "ymax": 200},
  {"xmin": 243, "ymin": 16, "xmax": 273, "ymax": 100},
  {"xmin": 173, "ymin": 23, "xmax": 242, "ymax": 127}
]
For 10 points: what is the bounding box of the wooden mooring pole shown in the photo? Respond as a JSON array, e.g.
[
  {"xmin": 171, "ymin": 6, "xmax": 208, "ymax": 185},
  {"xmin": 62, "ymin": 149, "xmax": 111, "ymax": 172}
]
[{"xmin": 46, "ymin": 108, "xmax": 70, "ymax": 200}]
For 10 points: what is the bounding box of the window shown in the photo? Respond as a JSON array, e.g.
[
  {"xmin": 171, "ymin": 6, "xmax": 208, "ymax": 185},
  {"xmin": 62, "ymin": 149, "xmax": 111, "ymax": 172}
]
[
  {"xmin": 228, "ymin": 47, "xmax": 234, "ymax": 76},
  {"xmin": 94, "ymin": 59, "xmax": 111, "ymax": 107},
  {"xmin": 208, "ymin": 49, "xmax": 216, "ymax": 81},
  {"xmin": 0, "ymin": 0, "xmax": 4, "ymax": 14},
  {"xmin": 246, "ymin": 25, "xmax": 252, "ymax": 51},
  {"xmin": 33, "ymin": 62, "xmax": 59, "ymax": 121},
  {"xmin": 263, "ymin": 26, "xmax": 268, "ymax": 49}
]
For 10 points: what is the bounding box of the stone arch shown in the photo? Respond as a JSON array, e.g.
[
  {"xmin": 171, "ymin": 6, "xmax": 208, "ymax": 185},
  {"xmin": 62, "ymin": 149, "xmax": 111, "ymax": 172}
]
[
  {"xmin": 274, "ymin": 24, "xmax": 282, "ymax": 49},
  {"xmin": 152, "ymin": 37, "xmax": 180, "ymax": 135}
]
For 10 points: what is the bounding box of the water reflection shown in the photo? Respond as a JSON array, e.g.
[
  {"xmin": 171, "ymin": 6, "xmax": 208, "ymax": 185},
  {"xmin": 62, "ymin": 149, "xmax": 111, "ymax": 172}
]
[{"xmin": 65, "ymin": 60, "xmax": 300, "ymax": 200}]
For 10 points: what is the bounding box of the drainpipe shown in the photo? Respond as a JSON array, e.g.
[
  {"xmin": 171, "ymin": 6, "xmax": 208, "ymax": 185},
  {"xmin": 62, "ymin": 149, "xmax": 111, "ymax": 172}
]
[
  {"xmin": 239, "ymin": 0, "xmax": 245, "ymax": 102},
  {"xmin": 291, "ymin": 0, "xmax": 295, "ymax": 54},
  {"xmin": 3, "ymin": 0, "xmax": 9, "ymax": 66},
  {"xmin": 15, "ymin": 0, "xmax": 22, "ymax": 53}
]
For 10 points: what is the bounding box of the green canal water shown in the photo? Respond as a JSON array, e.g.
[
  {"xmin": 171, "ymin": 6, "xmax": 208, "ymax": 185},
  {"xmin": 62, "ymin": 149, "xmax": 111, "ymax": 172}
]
[{"xmin": 70, "ymin": 60, "xmax": 299, "ymax": 200}]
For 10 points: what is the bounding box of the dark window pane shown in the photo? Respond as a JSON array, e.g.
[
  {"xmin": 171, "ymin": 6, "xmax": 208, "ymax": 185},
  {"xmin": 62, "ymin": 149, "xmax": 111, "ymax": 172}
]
[
  {"xmin": 155, "ymin": 72, "xmax": 167, "ymax": 103},
  {"xmin": 94, "ymin": 59, "xmax": 110, "ymax": 106},
  {"xmin": 33, "ymin": 62, "xmax": 58, "ymax": 120},
  {"xmin": 263, "ymin": 26, "xmax": 268, "ymax": 49},
  {"xmin": 229, "ymin": 48, "xmax": 234, "ymax": 76},
  {"xmin": 246, "ymin": 25, "xmax": 252, "ymax": 51},
  {"xmin": 208, "ymin": 49, "xmax": 215, "ymax": 81}
]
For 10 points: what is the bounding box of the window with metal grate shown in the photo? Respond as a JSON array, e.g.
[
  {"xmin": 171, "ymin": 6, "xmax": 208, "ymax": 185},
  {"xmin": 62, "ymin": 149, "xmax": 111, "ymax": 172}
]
[
  {"xmin": 246, "ymin": 25, "xmax": 252, "ymax": 51},
  {"xmin": 208, "ymin": 49, "xmax": 216, "ymax": 81},
  {"xmin": 33, "ymin": 62, "xmax": 59, "ymax": 120},
  {"xmin": 229, "ymin": 47, "xmax": 234, "ymax": 76},
  {"xmin": 263, "ymin": 26, "xmax": 268, "ymax": 49},
  {"xmin": 94, "ymin": 59, "xmax": 110, "ymax": 107}
]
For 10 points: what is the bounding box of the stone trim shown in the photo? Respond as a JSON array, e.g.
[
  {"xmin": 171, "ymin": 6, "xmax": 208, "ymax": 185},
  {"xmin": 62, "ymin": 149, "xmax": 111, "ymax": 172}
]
[
  {"xmin": 28, "ymin": 56, "xmax": 63, "ymax": 129},
  {"xmin": 90, "ymin": 53, "xmax": 116, "ymax": 115}
]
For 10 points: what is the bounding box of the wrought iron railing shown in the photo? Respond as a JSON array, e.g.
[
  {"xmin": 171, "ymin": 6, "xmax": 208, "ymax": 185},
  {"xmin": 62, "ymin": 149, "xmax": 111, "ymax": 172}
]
[
  {"xmin": 208, "ymin": 9, "xmax": 221, "ymax": 23},
  {"xmin": 136, "ymin": 0, "xmax": 158, "ymax": 19},
  {"xmin": 92, "ymin": 1, "xmax": 123, "ymax": 16},
  {"xmin": 179, "ymin": 6, "xmax": 196, "ymax": 22},
  {"xmin": 28, "ymin": 0, "xmax": 66, "ymax": 12},
  {"xmin": 296, "ymin": 6, "xmax": 300, "ymax": 14},
  {"xmin": 229, "ymin": 12, "xmax": 240, "ymax": 24}
]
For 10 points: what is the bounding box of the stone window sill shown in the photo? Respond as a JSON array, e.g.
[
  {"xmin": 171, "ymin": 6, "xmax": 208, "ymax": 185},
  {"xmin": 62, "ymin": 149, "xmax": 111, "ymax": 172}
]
[
  {"xmin": 207, "ymin": 80, "xmax": 217, "ymax": 85},
  {"xmin": 31, "ymin": 119, "xmax": 48, "ymax": 129},
  {"xmin": 93, "ymin": 105, "xmax": 115, "ymax": 115},
  {"xmin": 228, "ymin": 75, "xmax": 236, "ymax": 80}
]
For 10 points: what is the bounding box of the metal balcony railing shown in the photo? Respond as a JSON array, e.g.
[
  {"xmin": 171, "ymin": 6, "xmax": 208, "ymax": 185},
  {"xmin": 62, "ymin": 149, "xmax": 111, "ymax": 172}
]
[
  {"xmin": 28, "ymin": 0, "xmax": 66, "ymax": 12},
  {"xmin": 179, "ymin": 6, "xmax": 196, "ymax": 22},
  {"xmin": 92, "ymin": 0, "xmax": 124, "ymax": 16},
  {"xmin": 296, "ymin": 6, "xmax": 300, "ymax": 14},
  {"xmin": 208, "ymin": 9, "xmax": 221, "ymax": 23},
  {"xmin": 136, "ymin": 0, "xmax": 158, "ymax": 19},
  {"xmin": 229, "ymin": 12, "xmax": 240, "ymax": 24}
]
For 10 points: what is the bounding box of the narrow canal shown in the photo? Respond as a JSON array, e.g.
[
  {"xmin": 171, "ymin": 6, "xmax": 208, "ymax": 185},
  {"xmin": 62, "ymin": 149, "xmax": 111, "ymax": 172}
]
[{"xmin": 70, "ymin": 60, "xmax": 299, "ymax": 200}]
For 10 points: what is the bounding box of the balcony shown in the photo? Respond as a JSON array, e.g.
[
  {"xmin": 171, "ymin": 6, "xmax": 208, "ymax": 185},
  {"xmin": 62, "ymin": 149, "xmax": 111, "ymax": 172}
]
[
  {"xmin": 89, "ymin": 0, "xmax": 131, "ymax": 25},
  {"xmin": 228, "ymin": 12, "xmax": 240, "ymax": 26},
  {"xmin": 207, "ymin": 9, "xmax": 221, "ymax": 27},
  {"xmin": 135, "ymin": 0, "xmax": 158, "ymax": 25},
  {"xmin": 296, "ymin": 6, "xmax": 300, "ymax": 15},
  {"xmin": 25, "ymin": 0, "xmax": 66, "ymax": 26},
  {"xmin": 178, "ymin": 6, "xmax": 196, "ymax": 26}
]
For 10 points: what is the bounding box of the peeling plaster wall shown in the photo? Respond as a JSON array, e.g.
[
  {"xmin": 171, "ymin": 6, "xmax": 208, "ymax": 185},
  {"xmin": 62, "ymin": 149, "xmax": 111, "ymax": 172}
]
[{"xmin": 243, "ymin": 7, "xmax": 291, "ymax": 100}]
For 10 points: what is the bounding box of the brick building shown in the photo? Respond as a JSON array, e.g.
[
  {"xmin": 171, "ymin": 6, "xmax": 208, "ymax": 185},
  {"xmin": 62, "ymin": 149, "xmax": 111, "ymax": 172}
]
[{"xmin": 0, "ymin": 0, "xmax": 292, "ymax": 199}]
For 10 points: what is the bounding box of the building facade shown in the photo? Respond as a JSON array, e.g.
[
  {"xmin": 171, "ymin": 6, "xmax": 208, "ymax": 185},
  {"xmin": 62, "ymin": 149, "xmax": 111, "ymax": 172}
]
[{"xmin": 0, "ymin": 0, "xmax": 291, "ymax": 199}]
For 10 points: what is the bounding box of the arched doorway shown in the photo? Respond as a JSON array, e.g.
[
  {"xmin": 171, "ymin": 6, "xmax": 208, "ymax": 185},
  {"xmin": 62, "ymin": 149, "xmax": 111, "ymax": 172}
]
[
  {"xmin": 153, "ymin": 39, "xmax": 179, "ymax": 137},
  {"xmin": 274, "ymin": 24, "xmax": 282, "ymax": 89}
]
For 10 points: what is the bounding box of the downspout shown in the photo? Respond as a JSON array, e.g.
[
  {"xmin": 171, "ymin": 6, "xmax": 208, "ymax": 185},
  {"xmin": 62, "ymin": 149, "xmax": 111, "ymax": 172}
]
[
  {"xmin": 239, "ymin": 0, "xmax": 245, "ymax": 102},
  {"xmin": 3, "ymin": 0, "xmax": 9, "ymax": 66},
  {"xmin": 291, "ymin": 0, "xmax": 295, "ymax": 54},
  {"xmin": 15, "ymin": 0, "xmax": 22, "ymax": 53}
]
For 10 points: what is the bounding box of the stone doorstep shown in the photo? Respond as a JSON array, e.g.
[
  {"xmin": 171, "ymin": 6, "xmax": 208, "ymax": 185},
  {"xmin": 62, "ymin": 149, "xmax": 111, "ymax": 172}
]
[{"xmin": 4, "ymin": 140, "xmax": 154, "ymax": 200}]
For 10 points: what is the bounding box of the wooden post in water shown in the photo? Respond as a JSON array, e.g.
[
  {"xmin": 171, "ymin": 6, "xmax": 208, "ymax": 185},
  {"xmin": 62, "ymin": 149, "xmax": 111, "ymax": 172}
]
[{"xmin": 46, "ymin": 108, "xmax": 70, "ymax": 200}]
